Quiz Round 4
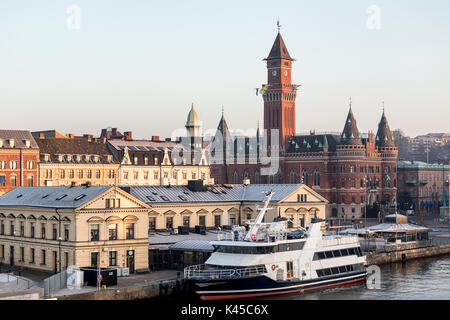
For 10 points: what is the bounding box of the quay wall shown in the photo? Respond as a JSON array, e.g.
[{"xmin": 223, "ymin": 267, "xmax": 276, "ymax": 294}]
[
  {"xmin": 366, "ymin": 244, "xmax": 450, "ymax": 266},
  {"xmin": 57, "ymin": 279, "xmax": 187, "ymax": 300}
]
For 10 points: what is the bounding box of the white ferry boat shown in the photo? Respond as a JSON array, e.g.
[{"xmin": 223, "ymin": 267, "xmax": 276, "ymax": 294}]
[{"xmin": 184, "ymin": 190, "xmax": 367, "ymax": 300}]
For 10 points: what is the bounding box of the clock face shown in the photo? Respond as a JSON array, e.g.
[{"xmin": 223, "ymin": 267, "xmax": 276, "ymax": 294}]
[{"xmin": 272, "ymin": 70, "xmax": 277, "ymax": 76}]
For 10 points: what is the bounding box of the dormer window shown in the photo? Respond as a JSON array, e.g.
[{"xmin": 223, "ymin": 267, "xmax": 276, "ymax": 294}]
[
  {"xmin": 0, "ymin": 139, "xmax": 3, "ymax": 148},
  {"xmin": 57, "ymin": 154, "xmax": 63, "ymax": 162},
  {"xmin": 24, "ymin": 140, "xmax": 31, "ymax": 148},
  {"xmin": 8, "ymin": 139, "xmax": 14, "ymax": 148}
]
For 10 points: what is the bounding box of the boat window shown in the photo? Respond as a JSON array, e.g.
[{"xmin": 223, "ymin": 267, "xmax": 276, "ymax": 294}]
[
  {"xmin": 341, "ymin": 249, "xmax": 349, "ymax": 256},
  {"xmin": 331, "ymin": 267, "xmax": 339, "ymax": 275},
  {"xmin": 316, "ymin": 270, "xmax": 324, "ymax": 277},
  {"xmin": 325, "ymin": 251, "xmax": 334, "ymax": 259},
  {"xmin": 356, "ymin": 247, "xmax": 363, "ymax": 256},
  {"xmin": 347, "ymin": 248, "xmax": 355, "ymax": 255},
  {"xmin": 332, "ymin": 250, "xmax": 342, "ymax": 257},
  {"xmin": 324, "ymin": 269, "xmax": 332, "ymax": 276},
  {"xmin": 318, "ymin": 252, "xmax": 326, "ymax": 260},
  {"xmin": 338, "ymin": 266, "xmax": 347, "ymax": 273}
]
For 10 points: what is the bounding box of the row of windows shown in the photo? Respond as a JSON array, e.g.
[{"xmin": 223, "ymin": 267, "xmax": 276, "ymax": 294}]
[
  {"xmin": 0, "ymin": 220, "xmax": 69, "ymax": 240},
  {"xmin": 313, "ymin": 247, "xmax": 363, "ymax": 261},
  {"xmin": 331, "ymin": 165, "xmax": 395, "ymax": 174},
  {"xmin": 214, "ymin": 241, "xmax": 305, "ymax": 255},
  {"xmin": 123, "ymin": 170, "xmax": 207, "ymax": 181},
  {"xmin": 316, "ymin": 263, "xmax": 365, "ymax": 278},
  {"xmin": 47, "ymin": 169, "xmax": 115, "ymax": 180},
  {"xmin": 0, "ymin": 244, "xmax": 69, "ymax": 268},
  {"xmin": 90, "ymin": 223, "xmax": 135, "ymax": 241},
  {"xmin": 0, "ymin": 175, "xmax": 34, "ymax": 187}
]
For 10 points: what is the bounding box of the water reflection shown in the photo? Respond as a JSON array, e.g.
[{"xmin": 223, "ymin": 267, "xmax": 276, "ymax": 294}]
[{"xmin": 270, "ymin": 254, "xmax": 450, "ymax": 300}]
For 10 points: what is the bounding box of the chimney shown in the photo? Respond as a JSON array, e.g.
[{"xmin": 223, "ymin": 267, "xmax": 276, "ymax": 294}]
[
  {"xmin": 39, "ymin": 133, "xmax": 45, "ymax": 139},
  {"xmin": 66, "ymin": 133, "xmax": 74, "ymax": 139},
  {"xmin": 83, "ymin": 134, "xmax": 93, "ymax": 142},
  {"xmin": 187, "ymin": 179, "xmax": 205, "ymax": 192},
  {"xmin": 124, "ymin": 131, "xmax": 133, "ymax": 141},
  {"xmin": 152, "ymin": 136, "xmax": 160, "ymax": 142}
]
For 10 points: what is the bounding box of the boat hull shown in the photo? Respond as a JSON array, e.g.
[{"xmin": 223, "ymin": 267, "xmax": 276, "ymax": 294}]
[{"xmin": 193, "ymin": 271, "xmax": 367, "ymax": 300}]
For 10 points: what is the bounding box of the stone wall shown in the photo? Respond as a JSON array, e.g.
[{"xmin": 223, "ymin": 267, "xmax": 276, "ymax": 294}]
[{"xmin": 366, "ymin": 244, "xmax": 450, "ymax": 266}]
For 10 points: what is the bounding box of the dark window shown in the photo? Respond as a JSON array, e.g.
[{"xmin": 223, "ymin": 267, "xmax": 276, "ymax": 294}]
[
  {"xmin": 332, "ymin": 250, "xmax": 342, "ymax": 257},
  {"xmin": 341, "ymin": 249, "xmax": 349, "ymax": 256},
  {"xmin": 325, "ymin": 251, "xmax": 333, "ymax": 259},
  {"xmin": 318, "ymin": 252, "xmax": 326, "ymax": 260},
  {"xmin": 317, "ymin": 270, "xmax": 324, "ymax": 277},
  {"xmin": 41, "ymin": 223, "xmax": 46, "ymax": 239},
  {"xmin": 166, "ymin": 217, "xmax": 173, "ymax": 229},
  {"xmin": 331, "ymin": 267, "xmax": 339, "ymax": 275},
  {"xmin": 64, "ymin": 225, "xmax": 69, "ymax": 241},
  {"xmin": 108, "ymin": 224, "xmax": 117, "ymax": 240},
  {"xmin": 109, "ymin": 251, "xmax": 117, "ymax": 266},
  {"xmin": 90, "ymin": 224, "xmax": 99, "ymax": 241},
  {"xmin": 149, "ymin": 217, "xmax": 156, "ymax": 231},
  {"xmin": 52, "ymin": 224, "xmax": 57, "ymax": 240},
  {"xmin": 126, "ymin": 223, "xmax": 135, "ymax": 239},
  {"xmin": 338, "ymin": 266, "xmax": 347, "ymax": 273},
  {"xmin": 324, "ymin": 268, "xmax": 332, "ymax": 276}
]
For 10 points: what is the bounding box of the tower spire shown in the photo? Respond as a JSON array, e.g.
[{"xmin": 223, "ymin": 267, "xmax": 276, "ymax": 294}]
[{"xmin": 277, "ymin": 19, "xmax": 282, "ymax": 33}]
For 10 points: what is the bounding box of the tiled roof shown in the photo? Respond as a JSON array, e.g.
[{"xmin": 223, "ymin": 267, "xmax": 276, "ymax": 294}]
[
  {"xmin": 287, "ymin": 134, "xmax": 339, "ymax": 153},
  {"xmin": 265, "ymin": 32, "xmax": 293, "ymax": 61},
  {"xmin": 0, "ymin": 186, "xmax": 111, "ymax": 209},
  {"xmin": 122, "ymin": 184, "xmax": 305, "ymax": 204},
  {"xmin": 376, "ymin": 111, "xmax": 395, "ymax": 148},
  {"xmin": 0, "ymin": 130, "xmax": 39, "ymax": 149},
  {"xmin": 107, "ymin": 139, "xmax": 178, "ymax": 152},
  {"xmin": 36, "ymin": 138, "xmax": 117, "ymax": 164},
  {"xmin": 340, "ymin": 107, "xmax": 363, "ymax": 145}
]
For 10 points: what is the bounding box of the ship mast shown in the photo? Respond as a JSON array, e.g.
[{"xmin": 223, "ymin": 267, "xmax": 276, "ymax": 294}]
[{"xmin": 245, "ymin": 190, "xmax": 274, "ymax": 241}]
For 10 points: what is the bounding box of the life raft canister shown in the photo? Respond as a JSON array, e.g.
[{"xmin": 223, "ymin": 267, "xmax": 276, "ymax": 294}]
[
  {"xmin": 251, "ymin": 234, "xmax": 256, "ymax": 241},
  {"xmin": 271, "ymin": 264, "xmax": 277, "ymax": 271}
]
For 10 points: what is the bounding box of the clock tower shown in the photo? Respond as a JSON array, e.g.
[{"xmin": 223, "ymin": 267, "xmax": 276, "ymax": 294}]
[{"xmin": 263, "ymin": 31, "xmax": 296, "ymax": 151}]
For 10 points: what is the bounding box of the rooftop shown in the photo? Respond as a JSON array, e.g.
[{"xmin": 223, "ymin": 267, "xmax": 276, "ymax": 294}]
[{"xmin": 0, "ymin": 186, "xmax": 111, "ymax": 209}]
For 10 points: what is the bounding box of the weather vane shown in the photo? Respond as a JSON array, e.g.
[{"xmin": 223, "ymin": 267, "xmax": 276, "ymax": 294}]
[{"xmin": 277, "ymin": 19, "xmax": 282, "ymax": 33}]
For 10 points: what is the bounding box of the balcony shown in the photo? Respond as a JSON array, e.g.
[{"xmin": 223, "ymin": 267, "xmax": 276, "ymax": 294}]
[
  {"xmin": 419, "ymin": 179, "xmax": 428, "ymax": 185},
  {"xmin": 405, "ymin": 180, "xmax": 416, "ymax": 185}
]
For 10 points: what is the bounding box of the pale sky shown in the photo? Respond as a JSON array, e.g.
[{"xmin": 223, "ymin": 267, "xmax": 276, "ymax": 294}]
[{"xmin": 1, "ymin": 0, "xmax": 449, "ymax": 140}]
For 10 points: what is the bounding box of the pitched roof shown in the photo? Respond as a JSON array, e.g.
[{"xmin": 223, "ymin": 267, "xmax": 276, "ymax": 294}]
[
  {"xmin": 122, "ymin": 184, "xmax": 308, "ymax": 204},
  {"xmin": 0, "ymin": 130, "xmax": 39, "ymax": 149},
  {"xmin": 375, "ymin": 111, "xmax": 395, "ymax": 148},
  {"xmin": 107, "ymin": 139, "xmax": 177, "ymax": 152},
  {"xmin": 287, "ymin": 134, "xmax": 340, "ymax": 153},
  {"xmin": 0, "ymin": 186, "xmax": 111, "ymax": 209},
  {"xmin": 339, "ymin": 107, "xmax": 363, "ymax": 146},
  {"xmin": 265, "ymin": 32, "xmax": 293, "ymax": 61},
  {"xmin": 36, "ymin": 138, "xmax": 117, "ymax": 164}
]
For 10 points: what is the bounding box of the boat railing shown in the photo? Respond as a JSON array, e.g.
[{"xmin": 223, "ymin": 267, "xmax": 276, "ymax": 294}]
[{"xmin": 184, "ymin": 264, "xmax": 267, "ymax": 281}]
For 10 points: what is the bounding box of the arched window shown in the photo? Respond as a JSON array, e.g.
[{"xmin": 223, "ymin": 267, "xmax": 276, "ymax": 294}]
[
  {"xmin": 313, "ymin": 169, "xmax": 320, "ymax": 186},
  {"xmin": 290, "ymin": 170, "xmax": 297, "ymax": 184},
  {"xmin": 255, "ymin": 170, "xmax": 260, "ymax": 184},
  {"xmin": 301, "ymin": 169, "xmax": 308, "ymax": 185},
  {"xmin": 244, "ymin": 169, "xmax": 250, "ymax": 180},
  {"xmin": 233, "ymin": 170, "xmax": 239, "ymax": 184}
]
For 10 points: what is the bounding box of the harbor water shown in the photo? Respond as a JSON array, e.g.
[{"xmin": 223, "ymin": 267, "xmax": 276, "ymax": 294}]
[{"xmin": 271, "ymin": 254, "xmax": 450, "ymax": 300}]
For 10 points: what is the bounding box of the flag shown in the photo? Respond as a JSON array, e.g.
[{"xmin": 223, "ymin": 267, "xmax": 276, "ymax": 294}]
[
  {"xmin": 260, "ymin": 84, "xmax": 270, "ymax": 96},
  {"xmin": 291, "ymin": 84, "xmax": 301, "ymax": 92}
]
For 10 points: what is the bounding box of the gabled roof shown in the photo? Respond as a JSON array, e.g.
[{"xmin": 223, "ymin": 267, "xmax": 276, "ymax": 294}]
[
  {"xmin": 265, "ymin": 32, "xmax": 294, "ymax": 61},
  {"xmin": 0, "ymin": 186, "xmax": 111, "ymax": 209}
]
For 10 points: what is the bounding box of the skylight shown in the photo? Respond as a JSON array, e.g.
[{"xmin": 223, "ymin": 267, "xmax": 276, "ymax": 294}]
[
  {"xmin": 56, "ymin": 194, "xmax": 68, "ymax": 200},
  {"xmin": 74, "ymin": 194, "xmax": 87, "ymax": 201},
  {"xmin": 146, "ymin": 196, "xmax": 155, "ymax": 202}
]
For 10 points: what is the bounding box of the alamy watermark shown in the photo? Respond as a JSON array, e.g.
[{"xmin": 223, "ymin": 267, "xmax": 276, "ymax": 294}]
[
  {"xmin": 67, "ymin": 5, "xmax": 81, "ymax": 30},
  {"xmin": 366, "ymin": 265, "xmax": 381, "ymax": 289},
  {"xmin": 366, "ymin": 5, "xmax": 381, "ymax": 30}
]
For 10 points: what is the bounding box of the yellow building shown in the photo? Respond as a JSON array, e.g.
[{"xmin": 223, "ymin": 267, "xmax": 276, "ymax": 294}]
[
  {"xmin": 36, "ymin": 137, "xmax": 120, "ymax": 186},
  {"xmin": 0, "ymin": 186, "xmax": 150, "ymax": 273},
  {"xmin": 122, "ymin": 182, "xmax": 328, "ymax": 232}
]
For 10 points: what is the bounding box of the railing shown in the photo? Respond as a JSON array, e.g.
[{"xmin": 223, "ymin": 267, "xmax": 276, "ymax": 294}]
[
  {"xmin": 361, "ymin": 237, "xmax": 450, "ymax": 253},
  {"xmin": 184, "ymin": 264, "xmax": 267, "ymax": 281}
]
